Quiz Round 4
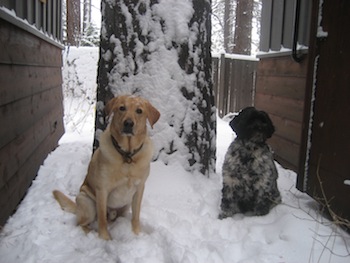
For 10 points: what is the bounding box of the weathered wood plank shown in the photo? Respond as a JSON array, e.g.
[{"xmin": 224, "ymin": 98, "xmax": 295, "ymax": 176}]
[
  {"xmin": 218, "ymin": 54, "xmax": 227, "ymax": 117},
  {"xmin": 256, "ymin": 75, "xmax": 306, "ymax": 100},
  {"xmin": 0, "ymin": 86, "xmax": 63, "ymax": 149},
  {"xmin": 0, "ymin": 65, "xmax": 62, "ymax": 106},
  {"xmin": 258, "ymin": 56, "xmax": 308, "ymax": 77},
  {"xmin": 0, "ymin": 126, "xmax": 62, "ymax": 226},
  {"xmin": 255, "ymin": 93, "xmax": 304, "ymax": 123},
  {"xmin": 269, "ymin": 135, "xmax": 300, "ymax": 171},
  {"xmin": 0, "ymin": 106, "xmax": 64, "ymax": 189},
  {"xmin": 212, "ymin": 57, "xmax": 219, "ymax": 107},
  {"xmin": 213, "ymin": 55, "xmax": 257, "ymax": 117},
  {"xmin": 237, "ymin": 60, "xmax": 256, "ymax": 110},
  {"xmin": 228, "ymin": 59, "xmax": 241, "ymax": 113},
  {"xmin": 269, "ymin": 113, "xmax": 302, "ymax": 145},
  {"xmin": 230, "ymin": 60, "xmax": 240, "ymax": 111},
  {"xmin": 307, "ymin": 164, "xmax": 350, "ymax": 219},
  {"xmin": 0, "ymin": 19, "xmax": 62, "ymax": 66},
  {"xmin": 255, "ymin": 55, "xmax": 308, "ymax": 173}
]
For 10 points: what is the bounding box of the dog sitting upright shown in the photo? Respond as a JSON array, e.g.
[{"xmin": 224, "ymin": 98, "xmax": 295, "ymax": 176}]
[
  {"xmin": 53, "ymin": 95, "xmax": 160, "ymax": 240},
  {"xmin": 219, "ymin": 107, "xmax": 281, "ymax": 219}
]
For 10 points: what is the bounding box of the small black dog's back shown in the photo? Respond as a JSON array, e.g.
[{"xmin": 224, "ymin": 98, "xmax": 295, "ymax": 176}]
[{"xmin": 219, "ymin": 107, "xmax": 281, "ymax": 218}]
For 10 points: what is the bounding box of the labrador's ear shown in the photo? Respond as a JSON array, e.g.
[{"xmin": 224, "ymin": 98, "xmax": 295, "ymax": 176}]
[
  {"xmin": 146, "ymin": 101, "xmax": 160, "ymax": 128},
  {"xmin": 104, "ymin": 97, "xmax": 120, "ymax": 117}
]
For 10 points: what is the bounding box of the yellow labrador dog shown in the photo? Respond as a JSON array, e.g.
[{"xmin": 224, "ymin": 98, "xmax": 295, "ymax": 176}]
[{"xmin": 53, "ymin": 95, "xmax": 160, "ymax": 240}]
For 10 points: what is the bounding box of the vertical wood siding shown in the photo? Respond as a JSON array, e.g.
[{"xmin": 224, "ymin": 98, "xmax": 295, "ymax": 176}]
[
  {"xmin": 0, "ymin": 19, "xmax": 64, "ymax": 226},
  {"xmin": 255, "ymin": 55, "xmax": 308, "ymax": 171}
]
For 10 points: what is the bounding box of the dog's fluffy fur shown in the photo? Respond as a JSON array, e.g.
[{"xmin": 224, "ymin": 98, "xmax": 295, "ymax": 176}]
[
  {"xmin": 219, "ymin": 107, "xmax": 281, "ymax": 218},
  {"xmin": 53, "ymin": 95, "xmax": 160, "ymax": 240}
]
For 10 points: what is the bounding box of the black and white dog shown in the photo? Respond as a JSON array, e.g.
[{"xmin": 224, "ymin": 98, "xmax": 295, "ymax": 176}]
[{"xmin": 219, "ymin": 107, "xmax": 281, "ymax": 219}]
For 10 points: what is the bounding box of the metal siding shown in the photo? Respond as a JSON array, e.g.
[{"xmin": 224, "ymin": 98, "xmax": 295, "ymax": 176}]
[
  {"xmin": 260, "ymin": 0, "xmax": 273, "ymax": 52},
  {"xmin": 260, "ymin": 0, "xmax": 311, "ymax": 52},
  {"xmin": 47, "ymin": 0, "xmax": 52, "ymax": 36},
  {"xmin": 0, "ymin": 0, "xmax": 62, "ymax": 41},
  {"xmin": 270, "ymin": 0, "xmax": 284, "ymax": 51},
  {"xmin": 15, "ymin": 0, "xmax": 24, "ymax": 18},
  {"xmin": 42, "ymin": 0, "xmax": 47, "ymax": 31},
  {"xmin": 283, "ymin": 0, "xmax": 296, "ymax": 49},
  {"xmin": 27, "ymin": 0, "xmax": 34, "ymax": 24},
  {"xmin": 34, "ymin": 0, "xmax": 41, "ymax": 29},
  {"xmin": 298, "ymin": 0, "xmax": 312, "ymax": 46}
]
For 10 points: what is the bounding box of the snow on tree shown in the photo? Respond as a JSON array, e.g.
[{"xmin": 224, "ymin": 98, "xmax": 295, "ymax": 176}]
[{"xmin": 95, "ymin": 0, "xmax": 216, "ymax": 175}]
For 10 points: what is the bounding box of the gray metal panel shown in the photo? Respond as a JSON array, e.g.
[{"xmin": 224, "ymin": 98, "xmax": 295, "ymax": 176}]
[
  {"xmin": 42, "ymin": 1, "xmax": 47, "ymax": 31},
  {"xmin": 283, "ymin": 0, "xmax": 296, "ymax": 49},
  {"xmin": 35, "ymin": 0, "xmax": 41, "ymax": 29},
  {"xmin": 46, "ymin": 0, "xmax": 52, "ymax": 36},
  {"xmin": 27, "ymin": 0, "xmax": 34, "ymax": 24},
  {"xmin": 15, "ymin": 0, "xmax": 24, "ymax": 18},
  {"xmin": 57, "ymin": 0, "xmax": 62, "ymax": 41},
  {"xmin": 260, "ymin": 0, "xmax": 273, "ymax": 52},
  {"xmin": 270, "ymin": 0, "xmax": 284, "ymax": 51},
  {"xmin": 0, "ymin": 0, "xmax": 14, "ymax": 9},
  {"xmin": 298, "ymin": 0, "xmax": 312, "ymax": 46},
  {"xmin": 52, "ymin": 0, "xmax": 57, "ymax": 39}
]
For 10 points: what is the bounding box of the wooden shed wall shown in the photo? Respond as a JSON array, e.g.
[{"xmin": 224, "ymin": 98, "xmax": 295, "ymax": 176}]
[
  {"xmin": 0, "ymin": 19, "xmax": 64, "ymax": 226},
  {"xmin": 255, "ymin": 55, "xmax": 308, "ymax": 171}
]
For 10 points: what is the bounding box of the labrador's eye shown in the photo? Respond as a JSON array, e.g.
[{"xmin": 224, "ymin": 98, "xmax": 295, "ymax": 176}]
[
  {"xmin": 136, "ymin": 108, "xmax": 143, "ymax": 114},
  {"xmin": 119, "ymin": 106, "xmax": 126, "ymax": 111}
]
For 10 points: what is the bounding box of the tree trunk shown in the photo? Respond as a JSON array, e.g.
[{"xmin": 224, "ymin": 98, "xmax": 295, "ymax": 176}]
[
  {"xmin": 66, "ymin": 0, "xmax": 81, "ymax": 46},
  {"xmin": 233, "ymin": 0, "xmax": 253, "ymax": 55},
  {"xmin": 95, "ymin": 0, "xmax": 216, "ymax": 175},
  {"xmin": 223, "ymin": 0, "xmax": 233, "ymax": 53}
]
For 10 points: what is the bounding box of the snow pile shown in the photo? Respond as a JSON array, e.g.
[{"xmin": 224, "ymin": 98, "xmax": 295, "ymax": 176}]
[{"xmin": 0, "ymin": 47, "xmax": 349, "ymax": 263}]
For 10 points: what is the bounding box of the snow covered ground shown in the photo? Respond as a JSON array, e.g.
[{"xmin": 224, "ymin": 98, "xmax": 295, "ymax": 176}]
[{"xmin": 0, "ymin": 47, "xmax": 349, "ymax": 263}]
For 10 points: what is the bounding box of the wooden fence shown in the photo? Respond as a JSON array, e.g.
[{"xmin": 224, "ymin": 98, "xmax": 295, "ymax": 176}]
[{"xmin": 212, "ymin": 54, "xmax": 258, "ymax": 117}]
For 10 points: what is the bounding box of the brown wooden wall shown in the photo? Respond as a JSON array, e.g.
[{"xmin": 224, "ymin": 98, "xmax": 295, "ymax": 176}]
[
  {"xmin": 0, "ymin": 18, "xmax": 64, "ymax": 226},
  {"xmin": 297, "ymin": 0, "xmax": 350, "ymax": 223},
  {"xmin": 255, "ymin": 55, "xmax": 308, "ymax": 172}
]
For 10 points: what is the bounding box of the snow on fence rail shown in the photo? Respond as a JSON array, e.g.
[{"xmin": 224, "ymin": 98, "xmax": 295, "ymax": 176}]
[{"xmin": 212, "ymin": 53, "xmax": 259, "ymax": 117}]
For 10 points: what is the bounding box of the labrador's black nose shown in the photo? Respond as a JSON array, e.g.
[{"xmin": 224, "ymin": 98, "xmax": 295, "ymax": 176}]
[{"xmin": 123, "ymin": 119, "xmax": 134, "ymax": 134}]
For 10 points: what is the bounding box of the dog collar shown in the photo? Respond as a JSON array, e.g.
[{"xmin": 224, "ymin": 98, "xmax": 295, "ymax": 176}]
[{"xmin": 110, "ymin": 135, "xmax": 143, "ymax": 164}]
